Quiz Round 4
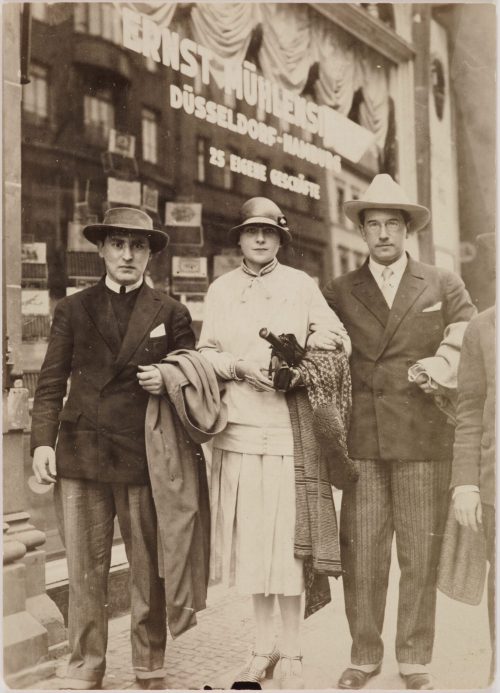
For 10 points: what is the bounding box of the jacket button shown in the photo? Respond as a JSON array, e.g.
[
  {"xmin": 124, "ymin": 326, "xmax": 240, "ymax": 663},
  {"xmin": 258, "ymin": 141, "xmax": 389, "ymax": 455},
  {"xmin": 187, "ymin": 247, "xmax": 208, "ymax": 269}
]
[
  {"xmin": 170, "ymin": 475, "xmax": 175, "ymax": 482},
  {"xmin": 376, "ymin": 391, "xmax": 383, "ymax": 398}
]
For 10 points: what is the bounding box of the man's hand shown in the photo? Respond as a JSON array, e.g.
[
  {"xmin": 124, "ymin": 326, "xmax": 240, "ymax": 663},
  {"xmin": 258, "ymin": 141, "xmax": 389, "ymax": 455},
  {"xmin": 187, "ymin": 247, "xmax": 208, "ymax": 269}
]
[
  {"xmin": 235, "ymin": 360, "xmax": 275, "ymax": 392},
  {"xmin": 33, "ymin": 446, "xmax": 57, "ymax": 485},
  {"xmin": 413, "ymin": 372, "xmax": 437, "ymax": 395},
  {"xmin": 307, "ymin": 328, "xmax": 344, "ymax": 351},
  {"xmin": 454, "ymin": 490, "xmax": 482, "ymax": 532},
  {"xmin": 137, "ymin": 365, "xmax": 166, "ymax": 395}
]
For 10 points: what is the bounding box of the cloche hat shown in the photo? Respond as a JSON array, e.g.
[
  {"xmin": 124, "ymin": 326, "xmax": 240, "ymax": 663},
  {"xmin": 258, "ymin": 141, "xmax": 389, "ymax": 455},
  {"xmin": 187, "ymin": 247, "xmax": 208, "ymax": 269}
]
[
  {"xmin": 228, "ymin": 197, "xmax": 292, "ymax": 244},
  {"xmin": 344, "ymin": 174, "xmax": 431, "ymax": 233},
  {"xmin": 83, "ymin": 207, "xmax": 169, "ymax": 253}
]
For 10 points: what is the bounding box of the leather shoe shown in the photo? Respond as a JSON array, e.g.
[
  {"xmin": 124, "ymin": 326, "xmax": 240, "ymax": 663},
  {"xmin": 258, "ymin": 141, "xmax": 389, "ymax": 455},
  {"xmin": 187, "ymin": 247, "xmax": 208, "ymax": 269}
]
[
  {"xmin": 400, "ymin": 673, "xmax": 433, "ymax": 690},
  {"xmin": 338, "ymin": 664, "xmax": 381, "ymax": 689},
  {"xmin": 136, "ymin": 677, "xmax": 166, "ymax": 690}
]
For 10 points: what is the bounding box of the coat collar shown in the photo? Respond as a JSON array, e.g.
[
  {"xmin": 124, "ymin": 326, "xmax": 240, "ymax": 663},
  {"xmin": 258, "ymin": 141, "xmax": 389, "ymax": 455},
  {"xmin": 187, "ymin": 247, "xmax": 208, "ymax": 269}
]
[
  {"xmin": 350, "ymin": 255, "xmax": 427, "ymax": 356},
  {"xmin": 81, "ymin": 279, "xmax": 163, "ymax": 380}
]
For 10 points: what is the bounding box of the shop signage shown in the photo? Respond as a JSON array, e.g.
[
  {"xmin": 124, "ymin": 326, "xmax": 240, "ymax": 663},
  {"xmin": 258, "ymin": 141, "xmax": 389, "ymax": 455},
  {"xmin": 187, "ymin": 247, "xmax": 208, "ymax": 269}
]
[
  {"xmin": 209, "ymin": 147, "xmax": 321, "ymax": 199},
  {"xmin": 142, "ymin": 185, "xmax": 159, "ymax": 212},
  {"xmin": 108, "ymin": 177, "xmax": 142, "ymax": 206},
  {"xmin": 172, "ymin": 256, "xmax": 207, "ymax": 278},
  {"xmin": 21, "ymin": 242, "xmax": 46, "ymax": 264},
  {"xmin": 67, "ymin": 221, "xmax": 98, "ymax": 252},
  {"xmin": 121, "ymin": 7, "xmax": 375, "ymax": 167},
  {"xmin": 108, "ymin": 129, "xmax": 136, "ymax": 158},
  {"xmin": 21, "ymin": 289, "xmax": 50, "ymax": 316},
  {"xmin": 213, "ymin": 254, "xmax": 241, "ymax": 278},
  {"xmin": 165, "ymin": 202, "xmax": 203, "ymax": 245}
]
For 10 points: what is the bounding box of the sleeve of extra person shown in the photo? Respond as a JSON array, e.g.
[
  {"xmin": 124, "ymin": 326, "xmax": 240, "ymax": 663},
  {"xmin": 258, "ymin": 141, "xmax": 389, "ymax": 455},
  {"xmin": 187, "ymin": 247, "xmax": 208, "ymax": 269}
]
[
  {"xmin": 170, "ymin": 301, "xmax": 197, "ymax": 351},
  {"xmin": 30, "ymin": 299, "xmax": 74, "ymax": 453}
]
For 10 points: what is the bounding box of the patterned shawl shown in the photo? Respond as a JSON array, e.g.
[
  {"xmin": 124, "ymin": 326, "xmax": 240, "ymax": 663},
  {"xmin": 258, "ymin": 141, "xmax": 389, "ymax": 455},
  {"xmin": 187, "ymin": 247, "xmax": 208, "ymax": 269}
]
[{"xmin": 286, "ymin": 348, "xmax": 353, "ymax": 619}]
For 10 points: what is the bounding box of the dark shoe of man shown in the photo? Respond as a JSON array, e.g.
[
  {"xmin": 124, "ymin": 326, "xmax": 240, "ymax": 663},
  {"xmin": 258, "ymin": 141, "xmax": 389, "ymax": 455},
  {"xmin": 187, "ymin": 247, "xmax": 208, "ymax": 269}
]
[
  {"xmin": 338, "ymin": 664, "xmax": 381, "ymax": 689},
  {"xmin": 136, "ymin": 676, "xmax": 167, "ymax": 690},
  {"xmin": 400, "ymin": 672, "xmax": 433, "ymax": 690}
]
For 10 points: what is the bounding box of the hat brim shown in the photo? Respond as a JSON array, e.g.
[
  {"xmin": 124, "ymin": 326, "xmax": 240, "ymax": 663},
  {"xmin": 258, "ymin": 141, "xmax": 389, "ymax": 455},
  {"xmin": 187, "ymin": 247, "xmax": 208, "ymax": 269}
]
[
  {"xmin": 344, "ymin": 200, "xmax": 431, "ymax": 233},
  {"xmin": 228, "ymin": 219, "xmax": 292, "ymax": 244},
  {"xmin": 83, "ymin": 223, "xmax": 169, "ymax": 253}
]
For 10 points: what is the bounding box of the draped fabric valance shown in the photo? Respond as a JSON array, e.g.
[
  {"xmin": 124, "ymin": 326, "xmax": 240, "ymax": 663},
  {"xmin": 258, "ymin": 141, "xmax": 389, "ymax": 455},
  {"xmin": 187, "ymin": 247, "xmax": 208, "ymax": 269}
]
[
  {"xmin": 119, "ymin": 2, "xmax": 393, "ymax": 153},
  {"xmin": 258, "ymin": 3, "xmax": 314, "ymax": 93},
  {"xmin": 312, "ymin": 16, "xmax": 363, "ymax": 117},
  {"xmin": 190, "ymin": 3, "xmax": 260, "ymax": 88}
]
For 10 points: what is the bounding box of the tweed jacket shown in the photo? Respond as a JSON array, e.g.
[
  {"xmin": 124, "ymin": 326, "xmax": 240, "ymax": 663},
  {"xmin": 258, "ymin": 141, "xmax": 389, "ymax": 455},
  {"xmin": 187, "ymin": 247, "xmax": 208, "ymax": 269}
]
[
  {"xmin": 30, "ymin": 278, "xmax": 195, "ymax": 484},
  {"xmin": 323, "ymin": 255, "xmax": 476, "ymax": 461},
  {"xmin": 451, "ymin": 306, "xmax": 496, "ymax": 506}
]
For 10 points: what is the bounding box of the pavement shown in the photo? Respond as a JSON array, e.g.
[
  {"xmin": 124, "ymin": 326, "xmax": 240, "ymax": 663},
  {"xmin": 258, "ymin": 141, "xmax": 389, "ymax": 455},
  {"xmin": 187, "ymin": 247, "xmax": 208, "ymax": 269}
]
[{"xmin": 27, "ymin": 543, "xmax": 493, "ymax": 692}]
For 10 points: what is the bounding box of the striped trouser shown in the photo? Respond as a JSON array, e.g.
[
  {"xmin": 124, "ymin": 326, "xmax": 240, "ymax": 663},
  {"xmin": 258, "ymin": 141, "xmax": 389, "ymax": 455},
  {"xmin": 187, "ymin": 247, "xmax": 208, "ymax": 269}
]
[{"xmin": 339, "ymin": 458, "xmax": 451, "ymax": 666}]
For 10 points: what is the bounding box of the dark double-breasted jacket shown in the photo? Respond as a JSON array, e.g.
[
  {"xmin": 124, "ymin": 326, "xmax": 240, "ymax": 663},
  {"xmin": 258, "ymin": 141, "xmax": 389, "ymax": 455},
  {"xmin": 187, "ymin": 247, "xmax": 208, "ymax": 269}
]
[
  {"xmin": 323, "ymin": 255, "xmax": 476, "ymax": 461},
  {"xmin": 30, "ymin": 278, "xmax": 196, "ymax": 484}
]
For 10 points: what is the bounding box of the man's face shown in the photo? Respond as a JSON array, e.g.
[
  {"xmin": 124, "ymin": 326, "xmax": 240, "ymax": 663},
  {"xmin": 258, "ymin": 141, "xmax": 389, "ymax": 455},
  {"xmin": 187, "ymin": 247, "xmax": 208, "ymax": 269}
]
[
  {"xmin": 97, "ymin": 231, "xmax": 151, "ymax": 285},
  {"xmin": 360, "ymin": 208, "xmax": 407, "ymax": 265},
  {"xmin": 238, "ymin": 225, "xmax": 281, "ymax": 271}
]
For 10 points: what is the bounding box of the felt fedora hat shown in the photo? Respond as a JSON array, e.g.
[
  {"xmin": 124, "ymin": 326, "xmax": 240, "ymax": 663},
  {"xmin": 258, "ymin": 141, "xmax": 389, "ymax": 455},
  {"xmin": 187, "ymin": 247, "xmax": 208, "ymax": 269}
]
[
  {"xmin": 228, "ymin": 197, "xmax": 292, "ymax": 244},
  {"xmin": 344, "ymin": 174, "xmax": 431, "ymax": 233},
  {"xmin": 83, "ymin": 207, "xmax": 169, "ymax": 253}
]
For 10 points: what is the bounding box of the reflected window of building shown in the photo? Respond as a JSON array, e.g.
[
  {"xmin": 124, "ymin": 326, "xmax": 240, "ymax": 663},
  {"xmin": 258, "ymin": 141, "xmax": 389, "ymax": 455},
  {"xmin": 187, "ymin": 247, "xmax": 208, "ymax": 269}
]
[
  {"xmin": 354, "ymin": 251, "xmax": 366, "ymax": 268},
  {"xmin": 336, "ymin": 185, "xmax": 345, "ymax": 224},
  {"xmin": 145, "ymin": 56, "xmax": 158, "ymax": 73},
  {"xmin": 23, "ymin": 63, "xmax": 49, "ymax": 120},
  {"xmin": 196, "ymin": 137, "xmax": 208, "ymax": 182},
  {"xmin": 31, "ymin": 3, "xmax": 48, "ymax": 22},
  {"xmin": 83, "ymin": 88, "xmax": 115, "ymax": 144},
  {"xmin": 223, "ymin": 150, "xmax": 235, "ymax": 190},
  {"xmin": 223, "ymin": 89, "xmax": 237, "ymax": 109},
  {"xmin": 338, "ymin": 246, "xmax": 351, "ymax": 275},
  {"xmin": 74, "ymin": 3, "xmax": 121, "ymax": 44},
  {"xmin": 142, "ymin": 108, "xmax": 159, "ymax": 164}
]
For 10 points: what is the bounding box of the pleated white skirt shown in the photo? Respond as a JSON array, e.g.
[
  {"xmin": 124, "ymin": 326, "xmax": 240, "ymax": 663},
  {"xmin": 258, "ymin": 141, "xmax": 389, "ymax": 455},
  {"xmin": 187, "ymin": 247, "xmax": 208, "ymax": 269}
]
[{"xmin": 209, "ymin": 447, "xmax": 304, "ymax": 596}]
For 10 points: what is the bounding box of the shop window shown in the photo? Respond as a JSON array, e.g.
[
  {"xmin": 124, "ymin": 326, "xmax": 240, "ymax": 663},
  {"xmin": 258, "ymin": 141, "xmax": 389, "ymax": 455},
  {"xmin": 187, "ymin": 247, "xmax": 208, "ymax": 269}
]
[
  {"xmin": 142, "ymin": 108, "xmax": 159, "ymax": 164},
  {"xmin": 84, "ymin": 88, "xmax": 115, "ymax": 145},
  {"xmin": 23, "ymin": 63, "xmax": 49, "ymax": 120},
  {"xmin": 74, "ymin": 3, "xmax": 121, "ymax": 44},
  {"xmin": 31, "ymin": 3, "xmax": 48, "ymax": 22},
  {"xmin": 196, "ymin": 137, "xmax": 208, "ymax": 183}
]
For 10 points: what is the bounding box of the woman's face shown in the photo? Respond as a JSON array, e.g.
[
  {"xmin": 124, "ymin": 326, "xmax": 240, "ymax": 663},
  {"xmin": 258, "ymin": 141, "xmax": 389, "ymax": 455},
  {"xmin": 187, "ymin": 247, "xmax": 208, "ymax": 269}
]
[{"xmin": 238, "ymin": 225, "xmax": 281, "ymax": 272}]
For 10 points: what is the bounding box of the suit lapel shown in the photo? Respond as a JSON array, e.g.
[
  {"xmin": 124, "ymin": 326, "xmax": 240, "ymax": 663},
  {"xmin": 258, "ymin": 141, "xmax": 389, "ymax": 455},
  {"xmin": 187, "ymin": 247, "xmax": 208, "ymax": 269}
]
[
  {"xmin": 113, "ymin": 283, "xmax": 163, "ymax": 375},
  {"xmin": 350, "ymin": 262, "xmax": 390, "ymax": 328},
  {"xmin": 81, "ymin": 280, "xmax": 122, "ymax": 356},
  {"xmin": 375, "ymin": 258, "xmax": 427, "ymax": 358}
]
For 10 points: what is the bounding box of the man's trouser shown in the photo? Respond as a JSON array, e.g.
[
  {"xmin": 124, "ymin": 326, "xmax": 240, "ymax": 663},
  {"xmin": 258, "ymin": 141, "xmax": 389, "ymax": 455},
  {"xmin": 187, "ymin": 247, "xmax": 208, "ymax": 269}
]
[
  {"xmin": 55, "ymin": 478, "xmax": 167, "ymax": 684},
  {"xmin": 340, "ymin": 459, "xmax": 450, "ymax": 666}
]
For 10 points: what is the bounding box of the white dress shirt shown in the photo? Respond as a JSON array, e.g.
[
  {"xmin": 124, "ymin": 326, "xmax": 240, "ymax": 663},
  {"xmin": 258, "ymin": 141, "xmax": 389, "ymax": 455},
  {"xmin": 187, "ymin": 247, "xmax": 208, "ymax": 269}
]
[
  {"xmin": 368, "ymin": 253, "xmax": 408, "ymax": 308},
  {"xmin": 105, "ymin": 275, "xmax": 143, "ymax": 294}
]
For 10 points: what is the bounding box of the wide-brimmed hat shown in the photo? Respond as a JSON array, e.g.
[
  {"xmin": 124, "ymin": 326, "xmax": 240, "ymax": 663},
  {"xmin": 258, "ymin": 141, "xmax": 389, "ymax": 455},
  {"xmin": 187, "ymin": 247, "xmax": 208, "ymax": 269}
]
[
  {"xmin": 344, "ymin": 174, "xmax": 431, "ymax": 233},
  {"xmin": 228, "ymin": 197, "xmax": 292, "ymax": 244},
  {"xmin": 83, "ymin": 207, "xmax": 169, "ymax": 253}
]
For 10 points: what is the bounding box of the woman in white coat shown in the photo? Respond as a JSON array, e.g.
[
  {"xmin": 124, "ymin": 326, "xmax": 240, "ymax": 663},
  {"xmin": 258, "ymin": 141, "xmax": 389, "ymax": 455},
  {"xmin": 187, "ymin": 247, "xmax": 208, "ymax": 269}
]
[{"xmin": 198, "ymin": 197, "xmax": 349, "ymax": 688}]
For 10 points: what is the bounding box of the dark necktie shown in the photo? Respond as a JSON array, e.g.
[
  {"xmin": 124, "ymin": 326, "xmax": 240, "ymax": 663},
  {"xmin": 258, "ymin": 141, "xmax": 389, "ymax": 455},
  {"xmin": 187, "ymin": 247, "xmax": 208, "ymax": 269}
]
[{"xmin": 120, "ymin": 285, "xmax": 126, "ymax": 295}]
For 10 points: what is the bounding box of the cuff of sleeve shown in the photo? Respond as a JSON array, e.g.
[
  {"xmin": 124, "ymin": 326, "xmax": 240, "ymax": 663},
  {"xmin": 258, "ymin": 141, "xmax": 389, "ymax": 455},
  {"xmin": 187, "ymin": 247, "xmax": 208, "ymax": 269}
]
[
  {"xmin": 452, "ymin": 485, "xmax": 480, "ymax": 499},
  {"xmin": 229, "ymin": 358, "xmax": 245, "ymax": 381}
]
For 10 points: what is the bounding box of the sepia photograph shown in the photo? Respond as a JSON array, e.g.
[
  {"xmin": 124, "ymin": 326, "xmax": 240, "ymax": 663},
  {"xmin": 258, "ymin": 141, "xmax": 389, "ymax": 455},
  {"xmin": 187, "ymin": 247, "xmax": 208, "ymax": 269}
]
[{"xmin": 2, "ymin": 1, "xmax": 496, "ymax": 691}]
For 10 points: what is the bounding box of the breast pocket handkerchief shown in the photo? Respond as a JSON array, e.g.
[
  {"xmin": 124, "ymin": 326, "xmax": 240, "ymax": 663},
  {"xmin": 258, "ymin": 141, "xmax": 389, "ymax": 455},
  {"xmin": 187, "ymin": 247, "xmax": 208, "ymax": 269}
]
[
  {"xmin": 150, "ymin": 324, "xmax": 166, "ymax": 338},
  {"xmin": 422, "ymin": 302, "xmax": 442, "ymax": 312}
]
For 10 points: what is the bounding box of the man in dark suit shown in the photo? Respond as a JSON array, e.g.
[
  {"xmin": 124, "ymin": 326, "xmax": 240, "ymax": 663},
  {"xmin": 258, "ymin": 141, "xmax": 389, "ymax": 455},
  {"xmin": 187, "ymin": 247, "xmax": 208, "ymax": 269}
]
[
  {"xmin": 31, "ymin": 207, "xmax": 195, "ymax": 690},
  {"xmin": 323, "ymin": 175, "xmax": 475, "ymax": 690}
]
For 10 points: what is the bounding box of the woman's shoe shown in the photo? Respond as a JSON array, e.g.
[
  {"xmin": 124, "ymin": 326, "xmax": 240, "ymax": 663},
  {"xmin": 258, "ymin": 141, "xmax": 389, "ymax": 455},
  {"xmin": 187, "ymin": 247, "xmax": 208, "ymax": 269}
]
[
  {"xmin": 236, "ymin": 646, "xmax": 280, "ymax": 683},
  {"xmin": 278, "ymin": 653, "xmax": 304, "ymax": 689}
]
